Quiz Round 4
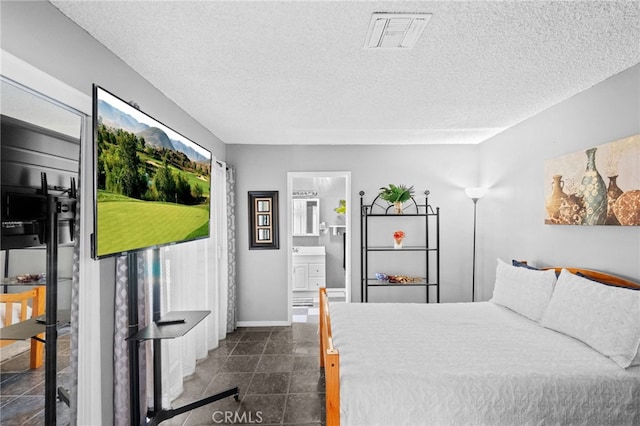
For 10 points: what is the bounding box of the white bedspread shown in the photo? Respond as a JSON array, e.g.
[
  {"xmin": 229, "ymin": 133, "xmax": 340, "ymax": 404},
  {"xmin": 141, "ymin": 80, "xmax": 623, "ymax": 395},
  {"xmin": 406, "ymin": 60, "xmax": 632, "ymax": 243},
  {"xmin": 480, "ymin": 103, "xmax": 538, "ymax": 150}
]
[{"xmin": 330, "ymin": 301, "xmax": 640, "ymax": 426}]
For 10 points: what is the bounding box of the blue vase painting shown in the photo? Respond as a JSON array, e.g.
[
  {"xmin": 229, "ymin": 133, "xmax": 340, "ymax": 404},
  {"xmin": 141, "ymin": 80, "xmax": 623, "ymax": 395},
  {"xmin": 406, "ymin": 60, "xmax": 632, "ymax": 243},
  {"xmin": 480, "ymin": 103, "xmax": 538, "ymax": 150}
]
[
  {"xmin": 579, "ymin": 147, "xmax": 607, "ymax": 225},
  {"xmin": 544, "ymin": 134, "xmax": 640, "ymax": 226}
]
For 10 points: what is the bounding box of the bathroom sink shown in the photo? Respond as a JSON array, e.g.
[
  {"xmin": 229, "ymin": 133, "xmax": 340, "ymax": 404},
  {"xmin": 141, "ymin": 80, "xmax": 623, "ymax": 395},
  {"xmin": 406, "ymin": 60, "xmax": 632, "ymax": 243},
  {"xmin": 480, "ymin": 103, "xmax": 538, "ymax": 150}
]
[{"xmin": 292, "ymin": 246, "xmax": 325, "ymax": 255}]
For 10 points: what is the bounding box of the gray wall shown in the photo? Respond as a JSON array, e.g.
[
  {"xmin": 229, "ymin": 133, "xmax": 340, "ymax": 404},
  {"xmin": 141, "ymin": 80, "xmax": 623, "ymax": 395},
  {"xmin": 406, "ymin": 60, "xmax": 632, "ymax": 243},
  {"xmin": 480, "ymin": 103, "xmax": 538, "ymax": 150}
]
[
  {"xmin": 227, "ymin": 144, "xmax": 479, "ymax": 322},
  {"xmin": 476, "ymin": 63, "xmax": 640, "ymax": 300}
]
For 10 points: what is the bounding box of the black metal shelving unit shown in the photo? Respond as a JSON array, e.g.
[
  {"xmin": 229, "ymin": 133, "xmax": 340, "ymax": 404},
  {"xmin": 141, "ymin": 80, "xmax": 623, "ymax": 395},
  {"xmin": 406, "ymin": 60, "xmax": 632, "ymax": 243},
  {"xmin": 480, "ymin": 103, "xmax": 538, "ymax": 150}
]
[{"xmin": 360, "ymin": 190, "xmax": 440, "ymax": 303}]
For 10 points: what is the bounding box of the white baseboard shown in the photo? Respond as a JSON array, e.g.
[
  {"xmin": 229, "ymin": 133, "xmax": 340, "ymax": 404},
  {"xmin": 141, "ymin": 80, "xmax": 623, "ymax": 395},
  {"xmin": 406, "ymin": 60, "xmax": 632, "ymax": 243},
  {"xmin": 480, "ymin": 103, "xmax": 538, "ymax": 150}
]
[{"xmin": 236, "ymin": 320, "xmax": 291, "ymax": 328}]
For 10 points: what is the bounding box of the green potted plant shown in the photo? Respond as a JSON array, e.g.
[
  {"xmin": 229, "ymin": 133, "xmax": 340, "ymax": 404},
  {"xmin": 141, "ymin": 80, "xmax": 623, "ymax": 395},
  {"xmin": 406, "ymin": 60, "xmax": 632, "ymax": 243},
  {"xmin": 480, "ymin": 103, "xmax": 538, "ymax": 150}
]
[
  {"xmin": 334, "ymin": 199, "xmax": 346, "ymax": 215},
  {"xmin": 378, "ymin": 184, "xmax": 414, "ymax": 214}
]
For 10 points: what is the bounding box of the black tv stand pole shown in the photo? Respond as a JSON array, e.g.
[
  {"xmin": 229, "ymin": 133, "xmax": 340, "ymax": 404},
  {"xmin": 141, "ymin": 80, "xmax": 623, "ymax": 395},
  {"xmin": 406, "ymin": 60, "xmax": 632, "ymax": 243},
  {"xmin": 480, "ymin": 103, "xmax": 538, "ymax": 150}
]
[
  {"xmin": 127, "ymin": 248, "xmax": 239, "ymax": 426},
  {"xmin": 44, "ymin": 195, "xmax": 58, "ymax": 425},
  {"xmin": 127, "ymin": 252, "xmax": 141, "ymax": 426}
]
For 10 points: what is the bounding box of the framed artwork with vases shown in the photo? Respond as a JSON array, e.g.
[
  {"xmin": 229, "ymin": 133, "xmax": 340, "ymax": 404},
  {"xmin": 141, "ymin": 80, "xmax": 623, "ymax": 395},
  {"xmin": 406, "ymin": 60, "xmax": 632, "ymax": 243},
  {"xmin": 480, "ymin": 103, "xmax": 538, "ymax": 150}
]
[{"xmin": 544, "ymin": 134, "xmax": 640, "ymax": 226}]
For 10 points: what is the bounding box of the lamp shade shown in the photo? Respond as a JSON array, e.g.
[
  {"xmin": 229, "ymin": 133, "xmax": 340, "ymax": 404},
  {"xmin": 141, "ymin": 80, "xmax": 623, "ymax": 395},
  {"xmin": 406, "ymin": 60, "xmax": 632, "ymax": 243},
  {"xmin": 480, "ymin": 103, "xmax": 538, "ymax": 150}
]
[{"xmin": 465, "ymin": 187, "xmax": 488, "ymax": 200}]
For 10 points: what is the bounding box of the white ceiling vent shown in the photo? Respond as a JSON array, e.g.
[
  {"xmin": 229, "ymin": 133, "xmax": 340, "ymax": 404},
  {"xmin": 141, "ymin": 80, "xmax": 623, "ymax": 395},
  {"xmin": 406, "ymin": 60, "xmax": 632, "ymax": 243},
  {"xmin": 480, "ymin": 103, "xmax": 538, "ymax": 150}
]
[{"xmin": 365, "ymin": 13, "xmax": 432, "ymax": 49}]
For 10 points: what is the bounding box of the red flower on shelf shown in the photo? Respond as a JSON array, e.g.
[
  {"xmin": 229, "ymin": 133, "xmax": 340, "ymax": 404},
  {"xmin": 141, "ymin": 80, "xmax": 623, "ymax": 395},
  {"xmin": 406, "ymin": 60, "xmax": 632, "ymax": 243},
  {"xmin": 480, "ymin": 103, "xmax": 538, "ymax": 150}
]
[{"xmin": 393, "ymin": 230, "xmax": 405, "ymax": 243}]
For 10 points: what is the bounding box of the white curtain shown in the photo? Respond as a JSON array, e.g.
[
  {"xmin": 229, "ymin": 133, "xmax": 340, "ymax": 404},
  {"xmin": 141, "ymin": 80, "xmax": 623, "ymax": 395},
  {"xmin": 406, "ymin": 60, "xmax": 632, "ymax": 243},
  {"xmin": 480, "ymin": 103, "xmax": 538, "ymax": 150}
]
[{"xmin": 153, "ymin": 158, "xmax": 230, "ymax": 407}]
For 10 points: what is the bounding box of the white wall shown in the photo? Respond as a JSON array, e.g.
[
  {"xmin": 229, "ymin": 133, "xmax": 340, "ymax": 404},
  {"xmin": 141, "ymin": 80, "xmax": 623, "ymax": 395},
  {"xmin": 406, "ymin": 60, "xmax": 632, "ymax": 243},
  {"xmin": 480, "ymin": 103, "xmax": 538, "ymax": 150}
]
[
  {"xmin": 476, "ymin": 63, "xmax": 640, "ymax": 300},
  {"xmin": 227, "ymin": 144, "xmax": 479, "ymax": 322}
]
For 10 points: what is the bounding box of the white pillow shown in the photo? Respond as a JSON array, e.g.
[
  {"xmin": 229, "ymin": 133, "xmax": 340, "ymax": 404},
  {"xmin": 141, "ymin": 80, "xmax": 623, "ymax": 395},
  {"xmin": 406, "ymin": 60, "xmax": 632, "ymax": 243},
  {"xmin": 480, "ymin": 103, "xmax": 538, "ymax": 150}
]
[
  {"xmin": 489, "ymin": 258, "xmax": 557, "ymax": 322},
  {"xmin": 541, "ymin": 269, "xmax": 640, "ymax": 368}
]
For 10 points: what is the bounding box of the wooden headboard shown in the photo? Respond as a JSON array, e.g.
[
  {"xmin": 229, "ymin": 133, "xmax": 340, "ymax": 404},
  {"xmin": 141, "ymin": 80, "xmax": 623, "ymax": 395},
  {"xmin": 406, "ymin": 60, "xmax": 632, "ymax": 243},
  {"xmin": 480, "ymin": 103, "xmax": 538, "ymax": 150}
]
[{"xmin": 543, "ymin": 267, "xmax": 640, "ymax": 290}]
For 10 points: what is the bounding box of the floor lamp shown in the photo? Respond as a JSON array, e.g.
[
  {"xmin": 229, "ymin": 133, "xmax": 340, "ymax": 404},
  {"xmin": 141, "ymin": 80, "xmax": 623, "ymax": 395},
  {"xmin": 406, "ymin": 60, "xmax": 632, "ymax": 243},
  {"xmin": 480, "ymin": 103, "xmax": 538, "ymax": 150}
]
[{"xmin": 465, "ymin": 187, "xmax": 487, "ymax": 302}]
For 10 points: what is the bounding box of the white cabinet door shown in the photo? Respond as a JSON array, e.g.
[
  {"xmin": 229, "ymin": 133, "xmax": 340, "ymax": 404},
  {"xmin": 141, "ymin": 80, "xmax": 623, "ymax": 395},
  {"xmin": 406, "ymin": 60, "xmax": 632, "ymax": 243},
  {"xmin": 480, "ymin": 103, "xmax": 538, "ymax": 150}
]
[
  {"xmin": 309, "ymin": 277, "xmax": 326, "ymax": 289},
  {"xmin": 293, "ymin": 264, "xmax": 309, "ymax": 290},
  {"xmin": 308, "ymin": 263, "xmax": 326, "ymax": 289},
  {"xmin": 308, "ymin": 263, "xmax": 325, "ymax": 277}
]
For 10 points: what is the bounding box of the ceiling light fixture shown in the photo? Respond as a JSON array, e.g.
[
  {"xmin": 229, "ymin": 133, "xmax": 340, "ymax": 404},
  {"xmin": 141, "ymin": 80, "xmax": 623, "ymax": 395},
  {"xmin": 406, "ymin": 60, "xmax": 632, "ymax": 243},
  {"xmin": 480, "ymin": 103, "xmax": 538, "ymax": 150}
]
[{"xmin": 365, "ymin": 12, "xmax": 432, "ymax": 49}]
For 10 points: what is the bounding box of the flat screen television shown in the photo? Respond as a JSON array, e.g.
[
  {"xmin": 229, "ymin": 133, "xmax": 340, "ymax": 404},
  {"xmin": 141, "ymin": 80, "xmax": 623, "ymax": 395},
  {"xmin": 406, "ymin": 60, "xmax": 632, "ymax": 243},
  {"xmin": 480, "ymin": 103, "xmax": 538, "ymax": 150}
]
[{"xmin": 92, "ymin": 85, "xmax": 212, "ymax": 259}]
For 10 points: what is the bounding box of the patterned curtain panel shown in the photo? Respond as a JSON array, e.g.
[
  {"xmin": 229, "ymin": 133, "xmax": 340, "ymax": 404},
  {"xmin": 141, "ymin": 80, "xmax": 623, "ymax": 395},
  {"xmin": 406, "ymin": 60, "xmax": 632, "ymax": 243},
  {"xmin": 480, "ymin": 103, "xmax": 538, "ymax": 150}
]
[
  {"xmin": 113, "ymin": 255, "xmax": 148, "ymax": 425},
  {"xmin": 213, "ymin": 162, "xmax": 228, "ymax": 342},
  {"xmin": 136, "ymin": 256, "xmax": 148, "ymax": 424},
  {"xmin": 226, "ymin": 165, "xmax": 237, "ymax": 333},
  {"xmin": 114, "ymin": 257, "xmax": 129, "ymax": 425},
  {"xmin": 69, "ymin": 177, "xmax": 81, "ymax": 425}
]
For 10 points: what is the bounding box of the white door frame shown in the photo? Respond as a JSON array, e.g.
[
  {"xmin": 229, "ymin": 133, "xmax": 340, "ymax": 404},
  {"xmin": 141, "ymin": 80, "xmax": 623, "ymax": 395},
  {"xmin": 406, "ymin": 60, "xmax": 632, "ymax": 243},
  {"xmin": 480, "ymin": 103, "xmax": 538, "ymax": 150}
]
[
  {"xmin": 1, "ymin": 50, "xmax": 102, "ymax": 424},
  {"xmin": 287, "ymin": 171, "xmax": 351, "ymax": 322}
]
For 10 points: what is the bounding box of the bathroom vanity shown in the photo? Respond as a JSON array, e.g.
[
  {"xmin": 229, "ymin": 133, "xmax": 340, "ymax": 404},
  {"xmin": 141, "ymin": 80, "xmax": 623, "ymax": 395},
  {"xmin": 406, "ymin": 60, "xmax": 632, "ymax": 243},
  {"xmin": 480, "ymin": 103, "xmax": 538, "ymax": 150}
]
[{"xmin": 292, "ymin": 246, "xmax": 326, "ymax": 294}]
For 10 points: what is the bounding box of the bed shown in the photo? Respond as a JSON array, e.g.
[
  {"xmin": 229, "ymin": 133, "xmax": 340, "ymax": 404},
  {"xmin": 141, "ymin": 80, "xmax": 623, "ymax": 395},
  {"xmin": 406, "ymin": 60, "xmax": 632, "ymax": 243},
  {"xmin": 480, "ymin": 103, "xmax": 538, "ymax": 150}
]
[
  {"xmin": 0, "ymin": 286, "xmax": 45, "ymax": 368},
  {"xmin": 319, "ymin": 262, "xmax": 640, "ymax": 426}
]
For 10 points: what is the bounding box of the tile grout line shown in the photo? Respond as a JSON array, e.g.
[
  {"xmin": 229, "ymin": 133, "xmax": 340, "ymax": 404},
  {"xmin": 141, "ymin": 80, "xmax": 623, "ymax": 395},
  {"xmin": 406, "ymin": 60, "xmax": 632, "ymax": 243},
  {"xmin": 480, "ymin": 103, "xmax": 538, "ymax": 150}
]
[
  {"xmin": 281, "ymin": 358, "xmax": 294, "ymax": 426},
  {"xmin": 237, "ymin": 330, "xmax": 266, "ymax": 412},
  {"xmin": 233, "ymin": 330, "xmax": 251, "ymax": 417}
]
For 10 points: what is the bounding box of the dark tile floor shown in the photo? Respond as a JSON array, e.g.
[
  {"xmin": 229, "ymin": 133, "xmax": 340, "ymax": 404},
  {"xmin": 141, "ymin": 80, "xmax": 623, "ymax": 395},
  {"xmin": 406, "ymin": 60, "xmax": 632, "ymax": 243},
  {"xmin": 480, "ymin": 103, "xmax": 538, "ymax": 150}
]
[
  {"xmin": 1, "ymin": 323, "xmax": 325, "ymax": 426},
  {"xmin": 165, "ymin": 323, "xmax": 325, "ymax": 425},
  {"xmin": 0, "ymin": 330, "xmax": 72, "ymax": 425}
]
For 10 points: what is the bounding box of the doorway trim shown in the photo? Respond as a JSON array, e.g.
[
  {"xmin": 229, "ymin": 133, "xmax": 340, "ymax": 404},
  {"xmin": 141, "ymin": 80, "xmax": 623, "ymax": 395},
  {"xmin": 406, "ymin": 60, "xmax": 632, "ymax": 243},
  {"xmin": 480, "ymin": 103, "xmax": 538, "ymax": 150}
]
[
  {"xmin": 1, "ymin": 49, "xmax": 101, "ymax": 424},
  {"xmin": 287, "ymin": 171, "xmax": 351, "ymax": 323}
]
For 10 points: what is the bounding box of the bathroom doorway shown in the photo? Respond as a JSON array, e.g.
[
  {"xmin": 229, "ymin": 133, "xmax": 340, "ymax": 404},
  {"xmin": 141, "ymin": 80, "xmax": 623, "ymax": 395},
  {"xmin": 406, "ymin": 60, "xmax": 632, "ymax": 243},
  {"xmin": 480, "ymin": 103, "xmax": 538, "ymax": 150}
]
[{"xmin": 287, "ymin": 172, "xmax": 351, "ymax": 323}]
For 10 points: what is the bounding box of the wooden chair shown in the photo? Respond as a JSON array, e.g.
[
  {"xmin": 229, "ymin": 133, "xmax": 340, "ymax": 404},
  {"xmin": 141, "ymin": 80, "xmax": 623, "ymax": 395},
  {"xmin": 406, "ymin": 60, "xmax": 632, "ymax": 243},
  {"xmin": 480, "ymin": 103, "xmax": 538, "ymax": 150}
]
[{"xmin": 0, "ymin": 286, "xmax": 46, "ymax": 368}]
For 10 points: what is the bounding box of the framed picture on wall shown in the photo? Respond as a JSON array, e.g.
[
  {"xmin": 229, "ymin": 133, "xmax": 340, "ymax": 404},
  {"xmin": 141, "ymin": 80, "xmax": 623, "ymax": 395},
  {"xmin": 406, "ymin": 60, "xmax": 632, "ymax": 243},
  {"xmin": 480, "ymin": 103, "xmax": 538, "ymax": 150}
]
[
  {"xmin": 248, "ymin": 191, "xmax": 279, "ymax": 249},
  {"xmin": 544, "ymin": 134, "xmax": 640, "ymax": 226}
]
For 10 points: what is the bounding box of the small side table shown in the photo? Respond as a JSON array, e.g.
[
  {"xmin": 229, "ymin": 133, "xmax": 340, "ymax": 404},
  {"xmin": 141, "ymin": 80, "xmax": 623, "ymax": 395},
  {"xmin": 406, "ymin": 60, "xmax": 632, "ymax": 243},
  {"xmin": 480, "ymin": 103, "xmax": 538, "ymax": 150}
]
[{"xmin": 128, "ymin": 310, "xmax": 239, "ymax": 425}]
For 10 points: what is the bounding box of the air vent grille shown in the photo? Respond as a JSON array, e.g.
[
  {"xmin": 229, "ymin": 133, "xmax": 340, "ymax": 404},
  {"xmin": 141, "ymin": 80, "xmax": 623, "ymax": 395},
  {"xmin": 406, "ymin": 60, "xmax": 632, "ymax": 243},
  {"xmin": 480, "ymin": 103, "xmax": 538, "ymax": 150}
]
[{"xmin": 365, "ymin": 13, "xmax": 432, "ymax": 49}]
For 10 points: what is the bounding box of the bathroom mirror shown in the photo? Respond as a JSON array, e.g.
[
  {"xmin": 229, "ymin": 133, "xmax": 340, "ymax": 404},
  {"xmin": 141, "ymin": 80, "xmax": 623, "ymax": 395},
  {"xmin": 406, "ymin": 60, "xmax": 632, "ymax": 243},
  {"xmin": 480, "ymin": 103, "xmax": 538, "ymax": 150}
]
[{"xmin": 292, "ymin": 198, "xmax": 320, "ymax": 236}]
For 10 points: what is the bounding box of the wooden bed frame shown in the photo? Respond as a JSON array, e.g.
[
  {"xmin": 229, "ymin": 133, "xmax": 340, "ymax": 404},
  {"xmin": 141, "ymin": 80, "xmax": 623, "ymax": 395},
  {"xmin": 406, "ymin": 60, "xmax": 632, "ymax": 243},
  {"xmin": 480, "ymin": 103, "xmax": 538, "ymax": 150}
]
[
  {"xmin": 319, "ymin": 268, "xmax": 640, "ymax": 426},
  {"xmin": 0, "ymin": 286, "xmax": 46, "ymax": 368}
]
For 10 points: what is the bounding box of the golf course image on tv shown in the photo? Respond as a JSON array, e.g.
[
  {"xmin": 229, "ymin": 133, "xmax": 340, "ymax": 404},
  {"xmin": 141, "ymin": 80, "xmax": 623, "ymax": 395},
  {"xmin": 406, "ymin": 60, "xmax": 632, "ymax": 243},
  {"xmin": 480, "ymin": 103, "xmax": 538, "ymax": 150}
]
[{"xmin": 93, "ymin": 86, "xmax": 212, "ymax": 259}]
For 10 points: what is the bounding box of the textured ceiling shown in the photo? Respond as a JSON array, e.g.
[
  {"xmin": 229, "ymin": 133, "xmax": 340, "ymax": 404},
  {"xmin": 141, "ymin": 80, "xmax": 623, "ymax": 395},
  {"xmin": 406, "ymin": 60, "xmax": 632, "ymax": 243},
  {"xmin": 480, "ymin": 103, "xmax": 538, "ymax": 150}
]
[{"xmin": 51, "ymin": 1, "xmax": 640, "ymax": 145}]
